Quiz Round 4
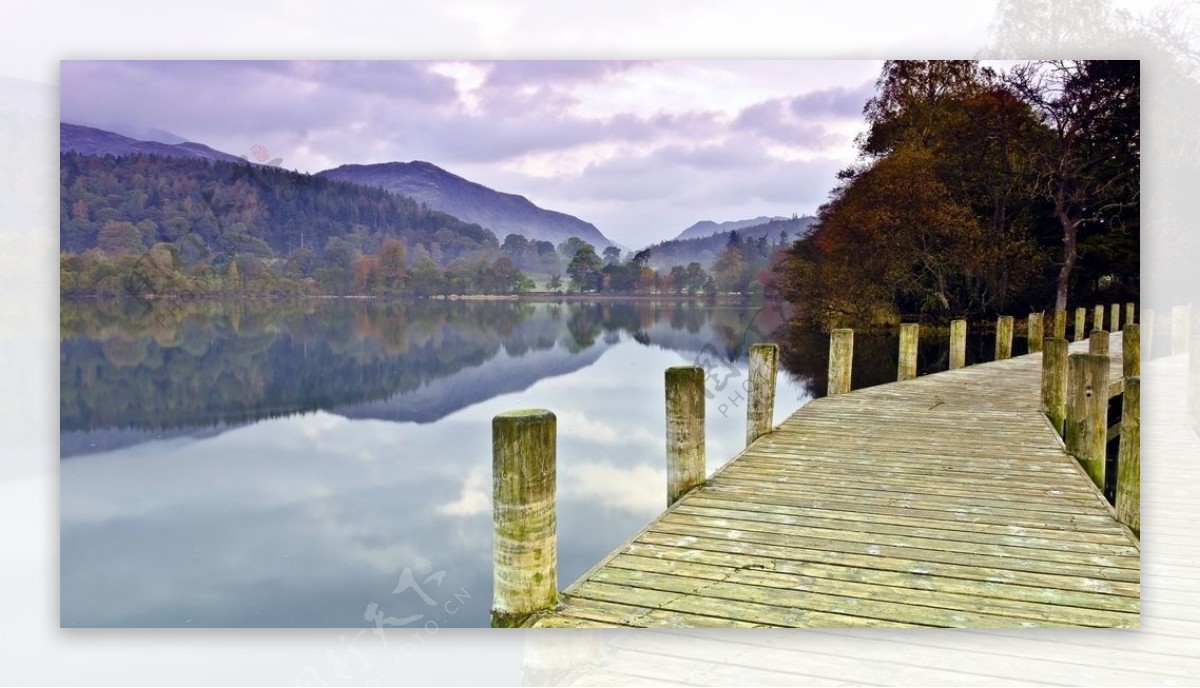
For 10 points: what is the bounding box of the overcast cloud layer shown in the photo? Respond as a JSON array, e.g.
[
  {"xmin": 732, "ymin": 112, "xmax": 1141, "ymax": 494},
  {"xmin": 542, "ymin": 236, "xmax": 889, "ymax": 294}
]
[{"xmin": 61, "ymin": 60, "xmax": 881, "ymax": 247}]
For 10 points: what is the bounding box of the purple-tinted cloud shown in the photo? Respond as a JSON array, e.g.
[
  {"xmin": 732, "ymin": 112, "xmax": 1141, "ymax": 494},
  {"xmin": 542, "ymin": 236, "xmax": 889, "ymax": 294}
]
[{"xmin": 788, "ymin": 80, "xmax": 875, "ymax": 118}]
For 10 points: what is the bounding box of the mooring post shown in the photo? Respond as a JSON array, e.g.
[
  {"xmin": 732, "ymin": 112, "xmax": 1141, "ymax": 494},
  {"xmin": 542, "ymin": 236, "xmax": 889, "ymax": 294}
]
[
  {"xmin": 1173, "ymin": 304, "xmax": 1191, "ymax": 354},
  {"xmin": 1074, "ymin": 307, "xmax": 1087, "ymax": 342},
  {"xmin": 1116, "ymin": 376, "xmax": 1140, "ymax": 537},
  {"xmin": 949, "ymin": 319, "xmax": 967, "ymax": 370},
  {"xmin": 1125, "ymin": 302, "xmax": 1136, "ymax": 326},
  {"xmin": 898, "ymin": 323, "xmax": 919, "ymax": 381},
  {"xmin": 746, "ymin": 343, "xmax": 779, "ymax": 446},
  {"xmin": 1109, "ymin": 303, "xmax": 1120, "ymax": 333},
  {"xmin": 491, "ymin": 409, "xmax": 558, "ymax": 627},
  {"xmin": 1028, "ymin": 313, "xmax": 1044, "ymax": 354},
  {"xmin": 1094, "ymin": 305, "xmax": 1105, "ymax": 334},
  {"xmin": 1041, "ymin": 337, "xmax": 1068, "ymax": 437},
  {"xmin": 1144, "ymin": 308, "xmax": 1155, "ymax": 359},
  {"xmin": 1090, "ymin": 329, "xmax": 1110, "ymax": 356},
  {"xmin": 1052, "ymin": 309, "xmax": 1066, "ymax": 341},
  {"xmin": 995, "ymin": 315, "xmax": 1014, "ymax": 360},
  {"xmin": 666, "ymin": 366, "xmax": 705, "ymax": 506},
  {"xmin": 1123, "ymin": 324, "xmax": 1140, "ymax": 379},
  {"xmin": 1066, "ymin": 353, "xmax": 1110, "ymax": 490},
  {"xmin": 828, "ymin": 329, "xmax": 854, "ymax": 395}
]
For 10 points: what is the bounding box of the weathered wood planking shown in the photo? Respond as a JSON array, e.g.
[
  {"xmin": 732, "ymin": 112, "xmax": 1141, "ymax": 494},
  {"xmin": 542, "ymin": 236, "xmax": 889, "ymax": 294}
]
[{"xmin": 533, "ymin": 332, "xmax": 1139, "ymax": 628}]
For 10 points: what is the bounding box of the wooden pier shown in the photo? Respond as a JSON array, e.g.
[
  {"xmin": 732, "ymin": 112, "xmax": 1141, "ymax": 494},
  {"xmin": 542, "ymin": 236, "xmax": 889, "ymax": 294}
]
[{"xmin": 495, "ymin": 306, "xmax": 1144, "ymax": 629}]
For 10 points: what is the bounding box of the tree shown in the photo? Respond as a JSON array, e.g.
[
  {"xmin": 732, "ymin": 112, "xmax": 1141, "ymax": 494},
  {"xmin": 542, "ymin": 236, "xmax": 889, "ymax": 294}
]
[
  {"xmin": 602, "ymin": 246, "xmax": 622, "ymax": 265},
  {"xmin": 566, "ymin": 247, "xmax": 603, "ymax": 293},
  {"xmin": 377, "ymin": 238, "xmax": 407, "ymax": 292},
  {"xmin": 557, "ymin": 237, "xmax": 594, "ymax": 262},
  {"xmin": 97, "ymin": 220, "xmax": 143, "ymax": 256},
  {"xmin": 547, "ymin": 273, "xmax": 563, "ymax": 293}
]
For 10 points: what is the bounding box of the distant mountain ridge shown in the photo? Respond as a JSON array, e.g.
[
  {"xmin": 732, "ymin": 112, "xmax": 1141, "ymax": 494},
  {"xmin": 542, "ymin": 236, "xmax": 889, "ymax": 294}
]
[
  {"xmin": 318, "ymin": 161, "xmax": 618, "ymax": 249},
  {"xmin": 644, "ymin": 216, "xmax": 816, "ymax": 271},
  {"xmin": 672, "ymin": 216, "xmax": 789, "ymax": 242},
  {"xmin": 60, "ymin": 122, "xmax": 244, "ymax": 163}
]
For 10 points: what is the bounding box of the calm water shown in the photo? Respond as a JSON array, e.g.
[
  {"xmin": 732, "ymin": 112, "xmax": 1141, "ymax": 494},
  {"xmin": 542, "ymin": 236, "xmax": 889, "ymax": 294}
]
[{"xmin": 59, "ymin": 298, "xmax": 1025, "ymax": 628}]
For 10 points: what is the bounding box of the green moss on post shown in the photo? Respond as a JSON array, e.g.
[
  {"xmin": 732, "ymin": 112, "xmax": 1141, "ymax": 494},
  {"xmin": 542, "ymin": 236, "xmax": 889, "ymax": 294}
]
[
  {"xmin": 1066, "ymin": 353, "xmax": 1110, "ymax": 490},
  {"xmin": 898, "ymin": 323, "xmax": 919, "ymax": 381},
  {"xmin": 1089, "ymin": 330, "xmax": 1109, "ymax": 356},
  {"xmin": 1074, "ymin": 307, "xmax": 1087, "ymax": 342},
  {"xmin": 1041, "ymin": 338, "xmax": 1068, "ymax": 438},
  {"xmin": 1110, "ymin": 303, "xmax": 1120, "ymax": 332},
  {"xmin": 746, "ymin": 343, "xmax": 779, "ymax": 446},
  {"xmin": 1116, "ymin": 377, "xmax": 1140, "ymax": 537},
  {"xmin": 1028, "ymin": 313, "xmax": 1044, "ymax": 354},
  {"xmin": 949, "ymin": 319, "xmax": 967, "ymax": 370},
  {"xmin": 1125, "ymin": 302, "xmax": 1136, "ymax": 326},
  {"xmin": 1052, "ymin": 309, "xmax": 1066, "ymax": 341},
  {"xmin": 491, "ymin": 409, "xmax": 557, "ymax": 627},
  {"xmin": 1123, "ymin": 324, "xmax": 1140, "ymax": 379},
  {"xmin": 666, "ymin": 366, "xmax": 705, "ymax": 506},
  {"xmin": 828, "ymin": 329, "xmax": 854, "ymax": 395},
  {"xmin": 995, "ymin": 316, "xmax": 1014, "ymax": 360}
]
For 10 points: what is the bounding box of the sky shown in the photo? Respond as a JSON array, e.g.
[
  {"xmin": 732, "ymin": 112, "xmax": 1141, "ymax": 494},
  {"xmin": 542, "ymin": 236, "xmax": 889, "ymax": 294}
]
[{"xmin": 60, "ymin": 60, "xmax": 885, "ymax": 247}]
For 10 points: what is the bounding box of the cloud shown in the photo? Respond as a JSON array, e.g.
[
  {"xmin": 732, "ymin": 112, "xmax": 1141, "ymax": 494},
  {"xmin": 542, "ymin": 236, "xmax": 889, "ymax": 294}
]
[{"xmin": 438, "ymin": 469, "xmax": 489, "ymax": 517}]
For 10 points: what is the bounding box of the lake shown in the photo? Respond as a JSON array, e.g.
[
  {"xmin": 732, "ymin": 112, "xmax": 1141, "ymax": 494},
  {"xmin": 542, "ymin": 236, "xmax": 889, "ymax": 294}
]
[{"xmin": 59, "ymin": 298, "xmax": 1024, "ymax": 628}]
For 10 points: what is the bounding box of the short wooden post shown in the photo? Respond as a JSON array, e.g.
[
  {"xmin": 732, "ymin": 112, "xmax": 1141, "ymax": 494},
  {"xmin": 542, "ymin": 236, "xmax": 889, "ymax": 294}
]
[
  {"xmin": 1041, "ymin": 338, "xmax": 1069, "ymax": 437},
  {"xmin": 1052, "ymin": 309, "xmax": 1066, "ymax": 341},
  {"xmin": 828, "ymin": 329, "xmax": 854, "ymax": 395},
  {"xmin": 1109, "ymin": 303, "xmax": 1120, "ymax": 332},
  {"xmin": 1027, "ymin": 313, "xmax": 1044, "ymax": 354},
  {"xmin": 1125, "ymin": 302, "xmax": 1136, "ymax": 326},
  {"xmin": 1123, "ymin": 324, "xmax": 1140, "ymax": 379},
  {"xmin": 746, "ymin": 343, "xmax": 778, "ymax": 446},
  {"xmin": 491, "ymin": 409, "xmax": 557, "ymax": 627},
  {"xmin": 1173, "ymin": 304, "xmax": 1191, "ymax": 354},
  {"xmin": 949, "ymin": 319, "xmax": 967, "ymax": 370},
  {"xmin": 1115, "ymin": 376, "xmax": 1140, "ymax": 537},
  {"xmin": 1094, "ymin": 305, "xmax": 1105, "ymax": 334},
  {"xmin": 898, "ymin": 323, "xmax": 919, "ymax": 381},
  {"xmin": 1066, "ymin": 353, "xmax": 1110, "ymax": 490},
  {"xmin": 1144, "ymin": 309, "xmax": 1154, "ymax": 359},
  {"xmin": 995, "ymin": 315, "xmax": 1014, "ymax": 360},
  {"xmin": 1074, "ymin": 307, "xmax": 1086, "ymax": 342},
  {"xmin": 1089, "ymin": 329, "xmax": 1110, "ymax": 356},
  {"xmin": 666, "ymin": 366, "xmax": 705, "ymax": 506}
]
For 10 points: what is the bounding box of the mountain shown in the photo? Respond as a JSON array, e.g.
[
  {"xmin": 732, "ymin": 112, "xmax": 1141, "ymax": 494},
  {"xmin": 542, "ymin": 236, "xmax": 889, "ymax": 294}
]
[
  {"xmin": 672, "ymin": 216, "xmax": 789, "ymax": 242},
  {"xmin": 60, "ymin": 122, "xmax": 244, "ymax": 163},
  {"xmin": 644, "ymin": 216, "xmax": 816, "ymax": 271},
  {"xmin": 319, "ymin": 161, "xmax": 617, "ymax": 249}
]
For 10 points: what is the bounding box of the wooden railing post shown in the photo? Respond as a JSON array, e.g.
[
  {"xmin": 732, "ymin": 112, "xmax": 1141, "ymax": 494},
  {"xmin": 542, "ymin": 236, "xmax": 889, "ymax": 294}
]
[
  {"xmin": 491, "ymin": 409, "xmax": 557, "ymax": 627},
  {"xmin": 828, "ymin": 329, "xmax": 854, "ymax": 395},
  {"xmin": 1173, "ymin": 304, "xmax": 1191, "ymax": 354},
  {"xmin": 949, "ymin": 319, "xmax": 967, "ymax": 370},
  {"xmin": 1094, "ymin": 305, "xmax": 1105, "ymax": 334},
  {"xmin": 1125, "ymin": 302, "xmax": 1136, "ymax": 326},
  {"xmin": 1041, "ymin": 338, "xmax": 1069, "ymax": 437},
  {"xmin": 1028, "ymin": 313, "xmax": 1044, "ymax": 353},
  {"xmin": 1066, "ymin": 353, "xmax": 1110, "ymax": 490},
  {"xmin": 1110, "ymin": 303, "xmax": 1121, "ymax": 332},
  {"xmin": 1116, "ymin": 377, "xmax": 1140, "ymax": 537},
  {"xmin": 995, "ymin": 315, "xmax": 1014, "ymax": 360},
  {"xmin": 1090, "ymin": 329, "xmax": 1110, "ymax": 356},
  {"xmin": 746, "ymin": 343, "xmax": 778, "ymax": 446},
  {"xmin": 1123, "ymin": 324, "xmax": 1140, "ymax": 379},
  {"xmin": 1144, "ymin": 309, "xmax": 1155, "ymax": 359},
  {"xmin": 666, "ymin": 366, "xmax": 705, "ymax": 506},
  {"xmin": 1074, "ymin": 307, "xmax": 1086, "ymax": 342},
  {"xmin": 898, "ymin": 323, "xmax": 919, "ymax": 381},
  {"xmin": 1052, "ymin": 309, "xmax": 1066, "ymax": 341}
]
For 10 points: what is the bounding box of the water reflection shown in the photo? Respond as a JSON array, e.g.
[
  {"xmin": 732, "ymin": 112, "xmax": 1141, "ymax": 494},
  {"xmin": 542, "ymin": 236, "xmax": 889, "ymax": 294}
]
[{"xmin": 60, "ymin": 298, "xmax": 810, "ymax": 627}]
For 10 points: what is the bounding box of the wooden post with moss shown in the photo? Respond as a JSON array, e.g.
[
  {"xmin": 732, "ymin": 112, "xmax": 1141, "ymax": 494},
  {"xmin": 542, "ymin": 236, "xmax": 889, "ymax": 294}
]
[
  {"xmin": 1116, "ymin": 376, "xmax": 1140, "ymax": 537},
  {"xmin": 1052, "ymin": 309, "xmax": 1066, "ymax": 341},
  {"xmin": 949, "ymin": 319, "xmax": 967, "ymax": 370},
  {"xmin": 1109, "ymin": 303, "xmax": 1120, "ymax": 332},
  {"xmin": 1123, "ymin": 324, "xmax": 1140, "ymax": 379},
  {"xmin": 1089, "ymin": 330, "xmax": 1109, "ymax": 356},
  {"xmin": 995, "ymin": 316, "xmax": 1014, "ymax": 360},
  {"xmin": 746, "ymin": 343, "xmax": 778, "ymax": 446},
  {"xmin": 1173, "ymin": 304, "xmax": 1191, "ymax": 354},
  {"xmin": 1125, "ymin": 302, "xmax": 1136, "ymax": 326},
  {"xmin": 491, "ymin": 409, "xmax": 557, "ymax": 627},
  {"xmin": 1074, "ymin": 307, "xmax": 1087, "ymax": 342},
  {"xmin": 828, "ymin": 329, "xmax": 854, "ymax": 395},
  {"xmin": 1027, "ymin": 313, "xmax": 1044, "ymax": 354},
  {"xmin": 1066, "ymin": 353, "xmax": 1110, "ymax": 490},
  {"xmin": 1094, "ymin": 305, "xmax": 1105, "ymax": 334},
  {"xmin": 1041, "ymin": 337, "xmax": 1068, "ymax": 437},
  {"xmin": 898, "ymin": 323, "xmax": 919, "ymax": 381},
  {"xmin": 666, "ymin": 366, "xmax": 705, "ymax": 506}
]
